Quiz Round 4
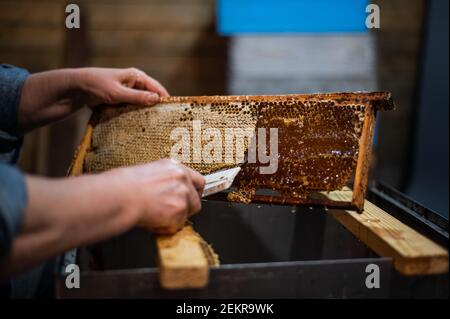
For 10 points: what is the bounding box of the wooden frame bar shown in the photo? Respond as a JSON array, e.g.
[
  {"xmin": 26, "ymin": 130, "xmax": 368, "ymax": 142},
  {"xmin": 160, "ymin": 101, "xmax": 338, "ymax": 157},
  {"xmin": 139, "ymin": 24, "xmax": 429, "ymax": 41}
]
[
  {"xmin": 207, "ymin": 192, "xmax": 357, "ymax": 210},
  {"xmin": 352, "ymin": 104, "xmax": 377, "ymax": 212}
]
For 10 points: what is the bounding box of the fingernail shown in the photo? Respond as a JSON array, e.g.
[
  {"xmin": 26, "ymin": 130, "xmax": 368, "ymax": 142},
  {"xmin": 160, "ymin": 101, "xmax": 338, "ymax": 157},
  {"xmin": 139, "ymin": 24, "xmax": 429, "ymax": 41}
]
[{"xmin": 146, "ymin": 93, "xmax": 159, "ymax": 105}]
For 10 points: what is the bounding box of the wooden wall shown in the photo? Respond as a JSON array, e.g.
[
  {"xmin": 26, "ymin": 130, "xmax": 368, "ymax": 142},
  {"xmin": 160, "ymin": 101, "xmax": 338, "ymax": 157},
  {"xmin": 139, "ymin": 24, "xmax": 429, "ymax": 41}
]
[
  {"xmin": 0, "ymin": 0, "xmax": 227, "ymax": 176},
  {"xmin": 87, "ymin": 0, "xmax": 227, "ymax": 96}
]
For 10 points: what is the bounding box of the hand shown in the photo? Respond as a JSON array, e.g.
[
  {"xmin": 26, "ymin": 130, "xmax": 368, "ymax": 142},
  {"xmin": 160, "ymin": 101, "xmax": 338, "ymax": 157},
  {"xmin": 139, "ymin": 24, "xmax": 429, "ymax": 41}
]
[
  {"xmin": 107, "ymin": 159, "xmax": 205, "ymax": 234},
  {"xmin": 3, "ymin": 159, "xmax": 204, "ymax": 276},
  {"xmin": 18, "ymin": 67, "xmax": 170, "ymax": 132},
  {"xmin": 76, "ymin": 67, "xmax": 170, "ymax": 107}
]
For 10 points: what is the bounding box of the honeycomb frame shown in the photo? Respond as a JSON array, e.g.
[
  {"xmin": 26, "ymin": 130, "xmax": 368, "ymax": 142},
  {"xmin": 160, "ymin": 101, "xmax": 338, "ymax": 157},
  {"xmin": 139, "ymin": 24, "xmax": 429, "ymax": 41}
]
[{"xmin": 69, "ymin": 92, "xmax": 395, "ymax": 213}]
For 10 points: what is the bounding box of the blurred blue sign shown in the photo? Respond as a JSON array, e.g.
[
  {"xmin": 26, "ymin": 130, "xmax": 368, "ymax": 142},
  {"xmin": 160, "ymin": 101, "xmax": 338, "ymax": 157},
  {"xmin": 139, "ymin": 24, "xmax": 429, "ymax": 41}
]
[{"xmin": 217, "ymin": 0, "xmax": 369, "ymax": 35}]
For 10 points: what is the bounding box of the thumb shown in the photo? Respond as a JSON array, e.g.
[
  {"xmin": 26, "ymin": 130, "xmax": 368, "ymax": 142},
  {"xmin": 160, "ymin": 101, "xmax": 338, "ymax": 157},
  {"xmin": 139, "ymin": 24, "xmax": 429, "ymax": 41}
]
[{"xmin": 117, "ymin": 87, "xmax": 160, "ymax": 106}]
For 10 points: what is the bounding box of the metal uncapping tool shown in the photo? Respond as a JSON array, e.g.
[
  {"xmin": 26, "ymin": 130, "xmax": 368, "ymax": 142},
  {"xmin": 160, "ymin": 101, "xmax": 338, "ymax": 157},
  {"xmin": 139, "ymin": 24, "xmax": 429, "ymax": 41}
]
[{"xmin": 202, "ymin": 167, "xmax": 241, "ymax": 198}]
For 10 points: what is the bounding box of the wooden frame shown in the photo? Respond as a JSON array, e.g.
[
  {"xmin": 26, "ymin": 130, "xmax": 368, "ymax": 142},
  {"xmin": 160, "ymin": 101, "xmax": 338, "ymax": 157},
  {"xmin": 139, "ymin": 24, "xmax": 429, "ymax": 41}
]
[
  {"xmin": 79, "ymin": 92, "xmax": 393, "ymax": 212},
  {"xmin": 352, "ymin": 104, "xmax": 377, "ymax": 211}
]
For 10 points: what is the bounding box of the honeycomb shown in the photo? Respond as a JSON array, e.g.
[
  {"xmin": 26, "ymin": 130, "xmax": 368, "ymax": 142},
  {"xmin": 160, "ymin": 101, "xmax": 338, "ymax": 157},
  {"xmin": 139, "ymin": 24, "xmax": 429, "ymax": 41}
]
[
  {"xmin": 84, "ymin": 100, "xmax": 257, "ymax": 174},
  {"xmin": 229, "ymin": 98, "xmax": 365, "ymax": 203},
  {"xmin": 84, "ymin": 93, "xmax": 394, "ymax": 203}
]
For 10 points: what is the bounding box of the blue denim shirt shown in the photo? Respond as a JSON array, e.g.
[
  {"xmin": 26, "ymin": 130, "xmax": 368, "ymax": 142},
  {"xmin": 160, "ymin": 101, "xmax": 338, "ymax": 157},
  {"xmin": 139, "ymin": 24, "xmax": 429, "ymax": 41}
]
[
  {"xmin": 0, "ymin": 64, "xmax": 29, "ymax": 266},
  {"xmin": 0, "ymin": 65, "xmax": 55, "ymax": 299}
]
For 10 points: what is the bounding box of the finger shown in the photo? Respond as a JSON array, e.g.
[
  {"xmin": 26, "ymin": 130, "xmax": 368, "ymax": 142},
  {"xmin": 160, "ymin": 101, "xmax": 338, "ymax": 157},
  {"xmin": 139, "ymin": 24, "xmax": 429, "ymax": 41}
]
[
  {"xmin": 180, "ymin": 165, "xmax": 205, "ymax": 194},
  {"xmin": 154, "ymin": 214, "xmax": 187, "ymax": 235},
  {"xmin": 122, "ymin": 68, "xmax": 170, "ymax": 97},
  {"xmin": 137, "ymin": 73, "xmax": 170, "ymax": 98},
  {"xmin": 186, "ymin": 181, "xmax": 202, "ymax": 217},
  {"xmin": 154, "ymin": 226, "xmax": 181, "ymax": 235},
  {"xmin": 116, "ymin": 86, "xmax": 160, "ymax": 106}
]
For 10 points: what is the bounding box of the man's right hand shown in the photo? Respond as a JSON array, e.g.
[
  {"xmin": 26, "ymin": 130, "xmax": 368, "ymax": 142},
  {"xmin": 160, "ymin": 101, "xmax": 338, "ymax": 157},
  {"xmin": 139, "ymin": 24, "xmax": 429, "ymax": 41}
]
[{"xmin": 106, "ymin": 159, "xmax": 205, "ymax": 234}]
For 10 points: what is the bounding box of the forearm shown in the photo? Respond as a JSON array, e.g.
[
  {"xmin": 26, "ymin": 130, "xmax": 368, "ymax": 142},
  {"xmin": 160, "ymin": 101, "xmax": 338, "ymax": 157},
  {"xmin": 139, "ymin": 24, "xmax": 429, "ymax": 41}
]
[
  {"xmin": 17, "ymin": 69, "xmax": 84, "ymax": 132},
  {"xmin": 16, "ymin": 67, "xmax": 168, "ymax": 132},
  {"xmin": 0, "ymin": 173, "xmax": 138, "ymax": 276}
]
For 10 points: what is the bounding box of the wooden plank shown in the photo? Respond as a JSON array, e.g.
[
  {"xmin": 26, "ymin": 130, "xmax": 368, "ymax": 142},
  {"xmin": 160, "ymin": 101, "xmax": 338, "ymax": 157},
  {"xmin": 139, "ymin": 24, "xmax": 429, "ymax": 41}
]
[
  {"xmin": 87, "ymin": 2, "xmax": 214, "ymax": 31},
  {"xmin": 0, "ymin": 1, "xmax": 63, "ymax": 27},
  {"xmin": 90, "ymin": 30, "xmax": 225, "ymax": 57},
  {"xmin": 326, "ymin": 189, "xmax": 448, "ymax": 275},
  {"xmin": 91, "ymin": 56, "xmax": 227, "ymax": 95},
  {"xmin": 68, "ymin": 123, "xmax": 93, "ymax": 176},
  {"xmin": 156, "ymin": 225, "xmax": 218, "ymax": 289},
  {"xmin": 0, "ymin": 51, "xmax": 61, "ymax": 72},
  {"xmin": 0, "ymin": 0, "xmax": 214, "ymax": 29},
  {"xmin": 93, "ymin": 56, "xmax": 219, "ymax": 72},
  {"xmin": 0, "ymin": 26, "xmax": 62, "ymax": 51},
  {"xmin": 160, "ymin": 92, "xmax": 394, "ymax": 110},
  {"xmin": 352, "ymin": 105, "xmax": 376, "ymax": 212}
]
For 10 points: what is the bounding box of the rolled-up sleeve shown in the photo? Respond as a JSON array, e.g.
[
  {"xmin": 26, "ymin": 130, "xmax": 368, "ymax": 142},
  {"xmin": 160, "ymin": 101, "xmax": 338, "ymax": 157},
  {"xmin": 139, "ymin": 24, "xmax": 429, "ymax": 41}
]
[
  {"xmin": 0, "ymin": 64, "xmax": 30, "ymax": 261},
  {"xmin": 0, "ymin": 164, "xmax": 27, "ymax": 261},
  {"xmin": 0, "ymin": 64, "xmax": 29, "ymax": 134}
]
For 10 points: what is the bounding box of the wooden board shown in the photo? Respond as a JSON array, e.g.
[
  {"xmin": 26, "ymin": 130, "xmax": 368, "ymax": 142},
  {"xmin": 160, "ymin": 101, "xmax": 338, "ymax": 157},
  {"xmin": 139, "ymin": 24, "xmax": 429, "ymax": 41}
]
[
  {"xmin": 68, "ymin": 120, "xmax": 213, "ymax": 290},
  {"xmin": 156, "ymin": 226, "xmax": 213, "ymax": 289},
  {"xmin": 87, "ymin": 2, "xmax": 214, "ymax": 31},
  {"xmin": 67, "ymin": 122, "xmax": 93, "ymax": 176},
  {"xmin": 326, "ymin": 189, "xmax": 449, "ymax": 275},
  {"xmin": 352, "ymin": 104, "xmax": 376, "ymax": 210}
]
